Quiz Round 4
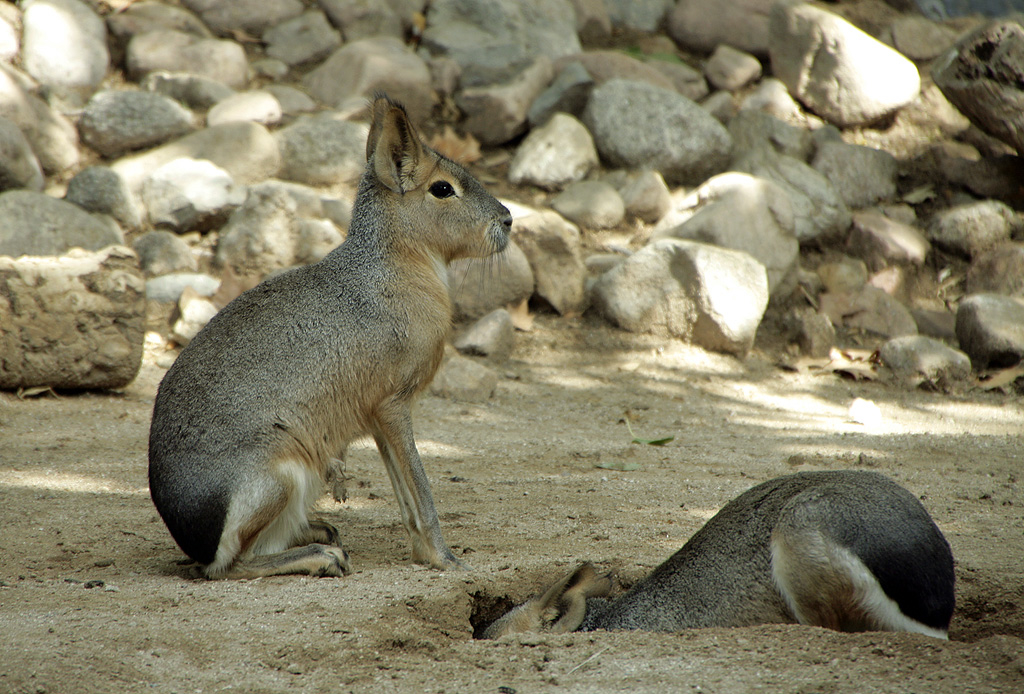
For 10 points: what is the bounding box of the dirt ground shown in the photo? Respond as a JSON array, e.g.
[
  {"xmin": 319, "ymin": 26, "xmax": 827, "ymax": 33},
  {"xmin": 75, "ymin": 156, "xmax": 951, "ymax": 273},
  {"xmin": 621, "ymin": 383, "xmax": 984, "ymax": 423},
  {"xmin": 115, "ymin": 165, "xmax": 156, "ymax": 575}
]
[{"xmin": 1, "ymin": 306, "xmax": 1022, "ymax": 694}]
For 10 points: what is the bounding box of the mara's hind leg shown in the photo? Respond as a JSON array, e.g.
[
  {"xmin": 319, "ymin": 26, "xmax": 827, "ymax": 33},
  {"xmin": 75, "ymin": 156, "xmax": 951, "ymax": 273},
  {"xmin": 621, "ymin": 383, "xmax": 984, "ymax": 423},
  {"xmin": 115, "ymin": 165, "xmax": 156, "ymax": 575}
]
[
  {"xmin": 770, "ymin": 526, "xmax": 949, "ymax": 639},
  {"xmin": 220, "ymin": 543, "xmax": 351, "ymax": 580}
]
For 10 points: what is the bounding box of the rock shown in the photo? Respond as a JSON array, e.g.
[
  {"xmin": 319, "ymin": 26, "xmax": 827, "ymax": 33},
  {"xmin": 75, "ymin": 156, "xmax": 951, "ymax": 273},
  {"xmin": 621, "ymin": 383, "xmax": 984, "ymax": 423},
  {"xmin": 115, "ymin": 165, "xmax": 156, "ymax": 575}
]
[
  {"xmin": 0, "ymin": 6, "xmax": 18, "ymax": 63},
  {"xmin": 145, "ymin": 272, "xmax": 219, "ymax": 303},
  {"xmin": 0, "ymin": 190, "xmax": 123, "ymax": 257},
  {"xmin": 568, "ymin": 0, "xmax": 612, "ymax": 43},
  {"xmin": 729, "ymin": 108, "xmax": 813, "ymax": 163},
  {"xmin": 890, "ymin": 15, "xmax": 959, "ymax": 61},
  {"xmin": 216, "ymin": 188, "xmax": 314, "ymax": 278},
  {"xmin": 738, "ymin": 77, "xmax": 807, "ymax": 124},
  {"xmin": 263, "ymin": 10, "xmax": 341, "ymax": 67},
  {"xmin": 454, "ymin": 309, "xmax": 515, "ymax": 362},
  {"xmin": 614, "ymin": 170, "xmax": 672, "ymax": 224},
  {"xmin": 64, "ymin": 167, "xmax": 144, "ymax": 230},
  {"xmin": 847, "ymin": 210, "xmax": 930, "ymax": 271},
  {"xmin": 668, "ymin": 0, "xmax": 775, "ymax": 56},
  {"xmin": 527, "ymin": 61, "xmax": 594, "ymax": 128},
  {"xmin": 318, "ymin": 0, "xmax": 404, "ymax": 42},
  {"xmin": 701, "ymin": 91, "xmax": 737, "ymax": 123},
  {"xmin": 207, "ymin": 90, "xmax": 282, "ymax": 127},
  {"xmin": 107, "ymin": 1, "xmax": 211, "ymax": 51},
  {"xmin": 551, "ymin": 181, "xmax": 625, "ymax": 230},
  {"xmin": 0, "ymin": 116, "xmax": 43, "ymax": 192},
  {"xmin": 430, "ymin": 351, "xmax": 498, "ymax": 402},
  {"xmin": 769, "ymin": 3, "xmax": 920, "ymax": 127},
  {"xmin": 928, "ymin": 200, "xmax": 1019, "ymax": 259},
  {"xmin": 275, "ymin": 113, "xmax": 367, "ymax": 186},
  {"xmin": 880, "ymin": 335, "xmax": 972, "ymax": 389},
  {"xmin": 932, "ymin": 19, "xmax": 1024, "ymax": 156},
  {"xmin": 421, "ymin": 0, "xmax": 580, "ymax": 87},
  {"xmin": 181, "ymin": 0, "xmax": 304, "ymax": 36},
  {"xmin": 649, "ymin": 59, "xmax": 710, "ymax": 103},
  {"xmin": 508, "ymin": 115, "xmax": 597, "ymax": 191},
  {"xmin": 941, "ymin": 153, "xmax": 1024, "ymax": 202},
  {"xmin": 295, "ymin": 218, "xmax": 343, "ymax": 265},
  {"xmin": 955, "ymin": 293, "xmax": 1024, "ymax": 370},
  {"xmin": 171, "ymin": 287, "xmax": 219, "ymax": 346},
  {"xmin": 132, "ymin": 230, "xmax": 197, "ymax": 276},
  {"xmin": 819, "ymin": 286, "xmax": 918, "ymax": 338},
  {"xmin": 111, "ymin": 121, "xmax": 282, "ymax": 193},
  {"xmin": 264, "ymin": 85, "xmax": 318, "ymax": 116},
  {"xmin": 556, "ymin": 51, "xmax": 676, "ymax": 93},
  {"xmin": 449, "ymin": 240, "xmax": 534, "ymax": 321},
  {"xmin": 966, "ymin": 243, "xmax": 1024, "ymax": 298},
  {"xmin": 0, "ymin": 246, "xmax": 145, "ymax": 390},
  {"xmin": 458, "ymin": 58, "xmax": 555, "ymax": 146},
  {"xmin": 704, "ymin": 44, "xmax": 763, "ymax": 92},
  {"xmin": 591, "ymin": 238, "xmax": 769, "ymax": 356},
  {"xmin": 652, "ymin": 172, "xmax": 799, "ymax": 298},
  {"xmin": 911, "ymin": 307, "xmax": 957, "ymax": 342},
  {"xmin": 783, "ymin": 306, "xmax": 835, "ymax": 358},
  {"xmin": 304, "ymin": 37, "xmax": 433, "ymax": 124},
  {"xmin": 604, "ymin": 0, "xmax": 673, "ymax": 32},
  {"xmin": 583, "ymin": 79, "xmax": 732, "ymax": 186},
  {"xmin": 126, "ymin": 30, "xmax": 249, "ymax": 90},
  {"xmin": 21, "ymin": 0, "xmax": 108, "ymax": 102},
  {"xmin": 141, "ymin": 158, "xmax": 246, "ymax": 232},
  {"xmin": 0, "ymin": 65, "xmax": 80, "ymax": 173},
  {"xmin": 78, "ymin": 90, "xmax": 195, "ymax": 158},
  {"xmin": 511, "ymin": 208, "xmax": 585, "ymax": 315},
  {"xmin": 812, "ymin": 141, "xmax": 898, "ymax": 209},
  {"xmin": 141, "ymin": 71, "xmax": 236, "ymax": 111},
  {"xmin": 817, "ymin": 256, "xmax": 868, "ymax": 295}
]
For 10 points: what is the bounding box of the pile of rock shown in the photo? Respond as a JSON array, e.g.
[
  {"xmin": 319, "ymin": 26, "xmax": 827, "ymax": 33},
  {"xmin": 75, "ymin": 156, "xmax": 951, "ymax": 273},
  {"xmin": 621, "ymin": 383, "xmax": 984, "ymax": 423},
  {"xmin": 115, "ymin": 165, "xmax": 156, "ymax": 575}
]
[{"xmin": 0, "ymin": 0, "xmax": 1021, "ymax": 393}]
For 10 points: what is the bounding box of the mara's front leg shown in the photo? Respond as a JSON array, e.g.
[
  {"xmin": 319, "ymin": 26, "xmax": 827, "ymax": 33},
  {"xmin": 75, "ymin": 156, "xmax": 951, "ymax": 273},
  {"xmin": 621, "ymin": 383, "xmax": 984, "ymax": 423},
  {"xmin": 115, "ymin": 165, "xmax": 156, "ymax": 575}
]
[{"xmin": 371, "ymin": 400, "xmax": 465, "ymax": 570}]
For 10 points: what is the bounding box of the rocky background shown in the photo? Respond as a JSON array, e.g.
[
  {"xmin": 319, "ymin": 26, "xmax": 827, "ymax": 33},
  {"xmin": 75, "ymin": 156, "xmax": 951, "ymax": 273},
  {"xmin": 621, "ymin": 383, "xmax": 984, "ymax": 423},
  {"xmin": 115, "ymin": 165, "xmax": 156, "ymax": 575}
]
[{"xmin": 0, "ymin": 0, "xmax": 1023, "ymax": 394}]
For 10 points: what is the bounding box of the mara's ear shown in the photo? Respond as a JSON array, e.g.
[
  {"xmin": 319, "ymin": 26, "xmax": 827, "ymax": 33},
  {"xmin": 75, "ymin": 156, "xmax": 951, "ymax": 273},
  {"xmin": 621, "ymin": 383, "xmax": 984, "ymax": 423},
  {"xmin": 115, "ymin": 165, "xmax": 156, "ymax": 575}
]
[{"xmin": 366, "ymin": 96, "xmax": 430, "ymax": 194}]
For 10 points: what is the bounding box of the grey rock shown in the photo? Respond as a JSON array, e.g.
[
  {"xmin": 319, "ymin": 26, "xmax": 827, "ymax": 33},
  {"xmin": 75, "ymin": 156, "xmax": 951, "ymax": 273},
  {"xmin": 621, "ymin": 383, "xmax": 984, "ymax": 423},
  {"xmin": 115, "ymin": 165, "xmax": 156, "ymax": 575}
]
[
  {"xmin": 0, "ymin": 5, "xmax": 18, "ymax": 62},
  {"xmin": 215, "ymin": 188, "xmax": 309, "ymax": 278},
  {"xmin": 458, "ymin": 58, "xmax": 555, "ymax": 146},
  {"xmin": 932, "ymin": 19, "xmax": 1024, "ymax": 156},
  {"xmin": 428, "ymin": 56, "xmax": 462, "ymax": 98},
  {"xmin": 0, "ymin": 246, "xmax": 145, "ymax": 390},
  {"xmin": 0, "ymin": 65, "xmax": 80, "ymax": 173},
  {"xmin": 652, "ymin": 172, "xmax": 798, "ymax": 298},
  {"xmin": 557, "ymin": 51, "xmax": 676, "ymax": 92},
  {"xmin": 78, "ymin": 90, "xmax": 195, "ymax": 158},
  {"xmin": 668, "ymin": 0, "xmax": 776, "ymax": 56},
  {"xmin": 604, "ymin": 0, "xmax": 673, "ymax": 32},
  {"xmin": 318, "ymin": 0, "xmax": 404, "ymax": 42},
  {"xmin": 955, "ymin": 293, "xmax": 1024, "ymax": 370},
  {"xmin": 928, "ymin": 200, "xmax": 1019, "ymax": 259},
  {"xmin": 65, "ymin": 166, "xmax": 144, "ymax": 230},
  {"xmin": 126, "ymin": 30, "xmax": 250, "ymax": 90},
  {"xmin": 966, "ymin": 242, "xmax": 1024, "ymax": 298},
  {"xmin": 111, "ymin": 121, "xmax": 282, "ymax": 193},
  {"xmin": 812, "ymin": 141, "xmax": 898, "ymax": 209},
  {"xmin": 769, "ymin": 3, "xmax": 920, "ymax": 127},
  {"xmin": 107, "ymin": 1, "xmax": 211, "ymax": 50},
  {"xmin": 648, "ymin": 59, "xmax": 709, "ymax": 102},
  {"xmin": 275, "ymin": 113, "xmax": 367, "ymax": 186},
  {"xmin": 783, "ymin": 306, "xmax": 836, "ymax": 358},
  {"xmin": 295, "ymin": 218, "xmax": 344, "ymax": 265},
  {"xmin": 144, "ymin": 272, "xmax": 219, "ymax": 302},
  {"xmin": 729, "ymin": 109, "xmax": 814, "ymax": 163},
  {"xmin": 264, "ymin": 85, "xmax": 318, "ymax": 115},
  {"xmin": 454, "ymin": 308, "xmax": 515, "ymax": 362},
  {"xmin": 511, "ymin": 207, "xmax": 585, "ymax": 315},
  {"xmin": 141, "ymin": 71, "xmax": 236, "ymax": 111},
  {"xmin": 21, "ymin": 0, "xmax": 108, "ymax": 102},
  {"xmin": 880, "ymin": 335, "xmax": 972, "ymax": 389},
  {"xmin": 817, "ymin": 256, "xmax": 868, "ymax": 295},
  {"xmin": 449, "ymin": 240, "xmax": 534, "ymax": 321},
  {"xmin": 421, "ymin": 0, "xmax": 580, "ymax": 87},
  {"xmin": 911, "ymin": 307, "xmax": 957, "ymax": 342},
  {"xmin": 847, "ymin": 210, "xmax": 930, "ymax": 271},
  {"xmin": 527, "ymin": 61, "xmax": 594, "ymax": 127},
  {"xmin": 738, "ymin": 77, "xmax": 806, "ymax": 124},
  {"xmin": 171, "ymin": 288, "xmax": 219, "ymax": 346},
  {"xmin": 263, "ymin": 10, "xmax": 341, "ymax": 67},
  {"xmin": 508, "ymin": 113, "xmax": 597, "ymax": 190},
  {"xmin": 430, "ymin": 351, "xmax": 498, "ymax": 402},
  {"xmin": 615, "ymin": 169, "xmax": 672, "ymax": 224},
  {"xmin": 181, "ymin": 0, "xmax": 304, "ymax": 36},
  {"xmin": 141, "ymin": 158, "xmax": 246, "ymax": 232},
  {"xmin": 591, "ymin": 238, "xmax": 769, "ymax": 356},
  {"xmin": 0, "ymin": 190, "xmax": 123, "ymax": 257},
  {"xmin": 304, "ymin": 37, "xmax": 434, "ymax": 124},
  {"xmin": 133, "ymin": 230, "xmax": 197, "ymax": 276},
  {"xmin": 552, "ymin": 181, "xmax": 625, "ymax": 230},
  {"xmin": 701, "ymin": 90, "xmax": 738, "ymax": 123},
  {"xmin": 0, "ymin": 116, "xmax": 43, "ymax": 191},
  {"xmin": 704, "ymin": 44, "xmax": 762, "ymax": 92},
  {"xmin": 890, "ymin": 15, "xmax": 959, "ymax": 61},
  {"xmin": 583, "ymin": 79, "xmax": 732, "ymax": 186},
  {"xmin": 207, "ymin": 90, "xmax": 282, "ymax": 127},
  {"xmin": 819, "ymin": 286, "xmax": 918, "ymax": 338},
  {"xmin": 568, "ymin": 0, "xmax": 612, "ymax": 44}
]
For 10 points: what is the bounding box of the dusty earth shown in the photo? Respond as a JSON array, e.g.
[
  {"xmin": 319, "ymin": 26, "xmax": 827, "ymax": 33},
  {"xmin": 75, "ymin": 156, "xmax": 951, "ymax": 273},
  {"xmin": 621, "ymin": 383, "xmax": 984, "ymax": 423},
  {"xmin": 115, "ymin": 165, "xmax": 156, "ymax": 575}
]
[{"xmin": 1, "ymin": 302, "xmax": 1022, "ymax": 693}]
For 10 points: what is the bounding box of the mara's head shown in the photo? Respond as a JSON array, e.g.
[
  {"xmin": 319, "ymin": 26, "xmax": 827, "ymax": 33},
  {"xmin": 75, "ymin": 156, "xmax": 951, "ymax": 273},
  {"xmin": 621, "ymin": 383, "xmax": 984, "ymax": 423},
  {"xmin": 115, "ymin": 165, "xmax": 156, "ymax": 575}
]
[{"xmin": 362, "ymin": 95, "xmax": 512, "ymax": 263}]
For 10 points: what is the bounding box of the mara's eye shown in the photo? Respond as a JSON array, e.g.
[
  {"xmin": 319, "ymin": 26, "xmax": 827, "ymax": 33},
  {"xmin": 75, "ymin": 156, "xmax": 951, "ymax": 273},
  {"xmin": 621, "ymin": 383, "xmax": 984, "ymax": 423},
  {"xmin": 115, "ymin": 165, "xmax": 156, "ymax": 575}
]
[{"xmin": 428, "ymin": 181, "xmax": 456, "ymax": 199}]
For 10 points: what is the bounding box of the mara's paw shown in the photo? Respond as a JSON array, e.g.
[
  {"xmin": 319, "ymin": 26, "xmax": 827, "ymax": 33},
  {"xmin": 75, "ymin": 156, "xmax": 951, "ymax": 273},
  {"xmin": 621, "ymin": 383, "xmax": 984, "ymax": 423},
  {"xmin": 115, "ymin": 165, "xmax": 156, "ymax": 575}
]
[
  {"xmin": 307, "ymin": 519, "xmax": 343, "ymax": 547},
  {"xmin": 315, "ymin": 545, "xmax": 352, "ymax": 577}
]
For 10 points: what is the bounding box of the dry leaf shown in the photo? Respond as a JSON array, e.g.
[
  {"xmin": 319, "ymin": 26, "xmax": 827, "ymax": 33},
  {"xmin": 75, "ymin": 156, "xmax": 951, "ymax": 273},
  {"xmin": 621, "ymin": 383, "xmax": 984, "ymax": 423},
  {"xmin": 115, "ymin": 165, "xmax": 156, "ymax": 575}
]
[
  {"xmin": 781, "ymin": 349, "xmax": 878, "ymax": 381},
  {"xmin": 507, "ymin": 298, "xmax": 534, "ymax": 332},
  {"xmin": 978, "ymin": 365, "xmax": 1024, "ymax": 391},
  {"xmin": 429, "ymin": 126, "xmax": 482, "ymax": 165},
  {"xmin": 17, "ymin": 386, "xmax": 58, "ymax": 399}
]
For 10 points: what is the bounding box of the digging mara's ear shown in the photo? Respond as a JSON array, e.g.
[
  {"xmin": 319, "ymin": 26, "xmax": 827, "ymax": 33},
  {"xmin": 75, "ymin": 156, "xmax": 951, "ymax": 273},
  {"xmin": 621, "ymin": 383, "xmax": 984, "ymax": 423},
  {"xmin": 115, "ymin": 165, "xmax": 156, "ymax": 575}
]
[
  {"xmin": 366, "ymin": 95, "xmax": 432, "ymax": 194},
  {"xmin": 483, "ymin": 563, "xmax": 613, "ymax": 638}
]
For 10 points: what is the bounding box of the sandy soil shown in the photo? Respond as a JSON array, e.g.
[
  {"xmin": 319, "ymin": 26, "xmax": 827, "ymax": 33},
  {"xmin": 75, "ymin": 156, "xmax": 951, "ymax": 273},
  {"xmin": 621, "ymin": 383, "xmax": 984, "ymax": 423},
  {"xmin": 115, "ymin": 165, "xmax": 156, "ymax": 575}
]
[{"xmin": 1, "ymin": 309, "xmax": 1022, "ymax": 694}]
